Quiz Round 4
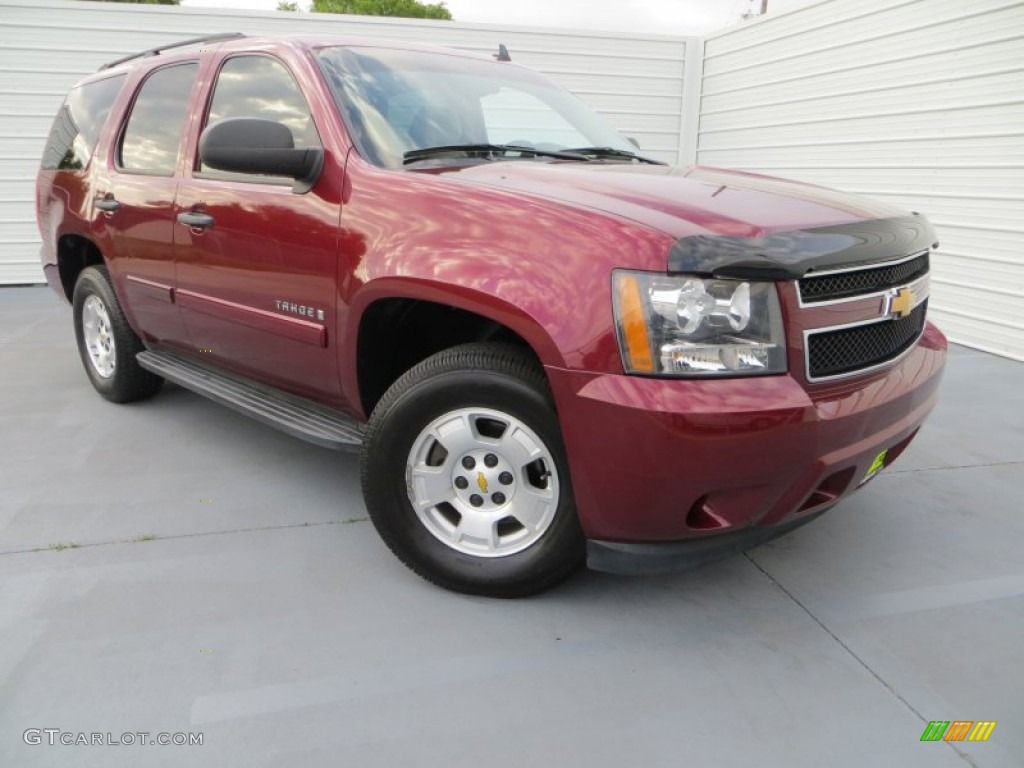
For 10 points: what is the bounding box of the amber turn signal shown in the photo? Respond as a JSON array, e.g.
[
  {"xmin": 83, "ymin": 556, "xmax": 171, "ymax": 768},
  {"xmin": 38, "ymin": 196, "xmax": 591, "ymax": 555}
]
[{"xmin": 615, "ymin": 273, "xmax": 655, "ymax": 372}]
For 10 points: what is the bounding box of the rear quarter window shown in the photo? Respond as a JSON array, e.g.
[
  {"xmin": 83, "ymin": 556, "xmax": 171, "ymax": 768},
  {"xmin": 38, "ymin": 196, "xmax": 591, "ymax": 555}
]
[{"xmin": 41, "ymin": 75, "xmax": 125, "ymax": 171}]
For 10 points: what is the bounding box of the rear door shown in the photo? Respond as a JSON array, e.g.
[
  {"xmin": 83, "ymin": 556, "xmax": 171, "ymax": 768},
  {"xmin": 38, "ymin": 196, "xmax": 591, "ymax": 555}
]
[
  {"xmin": 174, "ymin": 53, "xmax": 341, "ymax": 401},
  {"xmin": 97, "ymin": 61, "xmax": 201, "ymax": 348}
]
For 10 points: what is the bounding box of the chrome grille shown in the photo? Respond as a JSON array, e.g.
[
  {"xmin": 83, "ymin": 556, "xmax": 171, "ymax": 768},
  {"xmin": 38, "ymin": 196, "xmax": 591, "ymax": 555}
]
[
  {"xmin": 800, "ymin": 252, "xmax": 929, "ymax": 303},
  {"xmin": 807, "ymin": 301, "xmax": 928, "ymax": 380}
]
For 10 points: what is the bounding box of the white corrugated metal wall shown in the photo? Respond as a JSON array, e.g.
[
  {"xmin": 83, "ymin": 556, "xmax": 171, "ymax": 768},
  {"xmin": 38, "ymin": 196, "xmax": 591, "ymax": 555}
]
[
  {"xmin": 699, "ymin": 0, "xmax": 1024, "ymax": 360},
  {"xmin": 0, "ymin": 0, "xmax": 692, "ymax": 284},
  {"xmin": 2, "ymin": 0, "xmax": 1022, "ymax": 360}
]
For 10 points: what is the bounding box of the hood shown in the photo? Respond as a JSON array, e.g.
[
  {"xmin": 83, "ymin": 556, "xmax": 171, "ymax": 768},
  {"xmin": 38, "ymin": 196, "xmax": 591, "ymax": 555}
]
[
  {"xmin": 443, "ymin": 162, "xmax": 903, "ymax": 239},
  {"xmin": 440, "ymin": 162, "xmax": 934, "ymax": 278}
]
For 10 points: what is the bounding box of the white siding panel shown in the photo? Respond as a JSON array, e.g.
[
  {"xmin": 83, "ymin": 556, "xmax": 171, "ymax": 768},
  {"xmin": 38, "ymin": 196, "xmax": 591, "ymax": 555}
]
[
  {"xmin": 699, "ymin": 0, "xmax": 1024, "ymax": 360},
  {"xmin": 0, "ymin": 218, "xmax": 38, "ymax": 243},
  {"xmin": 702, "ymin": 71, "xmax": 1024, "ymax": 128},
  {"xmin": 0, "ymin": 138, "xmax": 50, "ymax": 160},
  {"xmin": 699, "ymin": 103, "xmax": 1024, "ymax": 149},
  {"xmin": 0, "ymin": 0, "xmax": 694, "ymax": 284},
  {"xmin": 873, "ymin": 195, "xmax": 1024, "ymax": 232},
  {"xmin": 701, "ymin": 167, "xmax": 1024, "ymax": 198},
  {"xmin": 932, "ymin": 228, "xmax": 1024, "ymax": 265},
  {"xmin": 934, "ymin": 254, "xmax": 1024, "ymax": 313},
  {"xmin": 704, "ymin": 2, "xmax": 1023, "ymax": 82},
  {"xmin": 0, "ymin": 260, "xmax": 46, "ymax": 283},
  {"xmin": 703, "ymin": 0, "xmax": 919, "ymax": 57},
  {"xmin": 929, "ymin": 284, "xmax": 1024, "ymax": 361},
  {"xmin": 0, "ymin": 201, "xmax": 31, "ymax": 219},
  {"xmin": 698, "ymin": 135, "xmax": 1024, "ymax": 168},
  {"xmin": 556, "ymin": 74, "xmax": 686, "ymax": 98},
  {"xmin": 702, "ymin": 38, "xmax": 1024, "ymax": 112}
]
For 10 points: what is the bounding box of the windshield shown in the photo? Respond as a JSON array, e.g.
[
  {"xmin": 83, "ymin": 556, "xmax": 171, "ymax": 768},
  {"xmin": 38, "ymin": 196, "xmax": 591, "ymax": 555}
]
[{"xmin": 315, "ymin": 46, "xmax": 639, "ymax": 168}]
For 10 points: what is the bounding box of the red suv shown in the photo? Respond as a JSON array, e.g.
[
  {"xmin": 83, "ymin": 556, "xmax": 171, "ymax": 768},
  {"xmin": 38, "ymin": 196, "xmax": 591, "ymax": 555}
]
[{"xmin": 36, "ymin": 34, "xmax": 946, "ymax": 596}]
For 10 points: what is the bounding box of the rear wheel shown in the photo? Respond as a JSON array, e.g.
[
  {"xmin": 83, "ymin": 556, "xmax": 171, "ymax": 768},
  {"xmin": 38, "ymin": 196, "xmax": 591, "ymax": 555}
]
[
  {"xmin": 73, "ymin": 266, "xmax": 162, "ymax": 403},
  {"xmin": 361, "ymin": 343, "xmax": 584, "ymax": 597}
]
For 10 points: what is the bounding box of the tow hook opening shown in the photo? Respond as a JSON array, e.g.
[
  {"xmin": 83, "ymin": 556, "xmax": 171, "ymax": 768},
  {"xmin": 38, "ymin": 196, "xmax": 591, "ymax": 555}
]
[{"xmin": 798, "ymin": 467, "xmax": 857, "ymax": 513}]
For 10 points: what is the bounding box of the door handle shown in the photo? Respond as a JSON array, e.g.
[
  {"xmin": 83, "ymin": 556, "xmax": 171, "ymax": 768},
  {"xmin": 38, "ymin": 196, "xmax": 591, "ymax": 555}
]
[
  {"xmin": 94, "ymin": 197, "xmax": 121, "ymax": 212},
  {"xmin": 177, "ymin": 211, "xmax": 215, "ymax": 229}
]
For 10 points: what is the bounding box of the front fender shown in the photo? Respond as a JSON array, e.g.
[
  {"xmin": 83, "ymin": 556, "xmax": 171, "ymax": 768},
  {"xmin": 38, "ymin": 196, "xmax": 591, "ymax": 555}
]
[
  {"xmin": 340, "ymin": 276, "xmax": 564, "ymax": 414},
  {"xmin": 335, "ymin": 159, "xmax": 679, "ymax": 402}
]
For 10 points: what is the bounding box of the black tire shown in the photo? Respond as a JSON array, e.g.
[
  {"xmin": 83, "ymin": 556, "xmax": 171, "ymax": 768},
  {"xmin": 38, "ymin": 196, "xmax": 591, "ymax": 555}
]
[
  {"xmin": 361, "ymin": 343, "xmax": 584, "ymax": 597},
  {"xmin": 72, "ymin": 265, "xmax": 163, "ymax": 403}
]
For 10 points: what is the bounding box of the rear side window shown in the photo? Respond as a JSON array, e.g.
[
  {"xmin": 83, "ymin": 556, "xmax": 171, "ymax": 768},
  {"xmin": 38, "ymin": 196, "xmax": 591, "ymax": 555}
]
[
  {"xmin": 119, "ymin": 63, "xmax": 198, "ymax": 175},
  {"xmin": 41, "ymin": 75, "xmax": 125, "ymax": 170}
]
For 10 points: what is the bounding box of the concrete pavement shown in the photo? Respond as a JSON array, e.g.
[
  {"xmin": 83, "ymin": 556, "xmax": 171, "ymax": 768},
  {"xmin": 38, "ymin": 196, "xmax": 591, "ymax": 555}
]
[{"xmin": 2, "ymin": 286, "xmax": 1021, "ymax": 767}]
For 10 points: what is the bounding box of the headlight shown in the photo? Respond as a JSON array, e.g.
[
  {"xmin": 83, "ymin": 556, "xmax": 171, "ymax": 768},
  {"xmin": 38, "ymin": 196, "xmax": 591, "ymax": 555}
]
[{"xmin": 612, "ymin": 270, "xmax": 786, "ymax": 376}]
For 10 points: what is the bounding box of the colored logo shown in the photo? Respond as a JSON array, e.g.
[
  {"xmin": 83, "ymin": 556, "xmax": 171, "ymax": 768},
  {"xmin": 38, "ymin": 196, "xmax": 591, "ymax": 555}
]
[
  {"xmin": 477, "ymin": 472, "xmax": 488, "ymax": 493},
  {"xmin": 881, "ymin": 277, "xmax": 929, "ymax": 320},
  {"xmin": 889, "ymin": 287, "xmax": 914, "ymax": 318},
  {"xmin": 864, "ymin": 448, "xmax": 888, "ymax": 481},
  {"xmin": 920, "ymin": 721, "xmax": 996, "ymax": 742}
]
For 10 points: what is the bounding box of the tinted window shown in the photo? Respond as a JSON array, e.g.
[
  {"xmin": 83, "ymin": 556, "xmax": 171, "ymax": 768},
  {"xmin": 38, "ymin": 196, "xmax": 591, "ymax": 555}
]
[
  {"xmin": 201, "ymin": 55, "xmax": 317, "ymax": 173},
  {"xmin": 41, "ymin": 75, "xmax": 125, "ymax": 171},
  {"xmin": 120, "ymin": 63, "xmax": 198, "ymax": 175}
]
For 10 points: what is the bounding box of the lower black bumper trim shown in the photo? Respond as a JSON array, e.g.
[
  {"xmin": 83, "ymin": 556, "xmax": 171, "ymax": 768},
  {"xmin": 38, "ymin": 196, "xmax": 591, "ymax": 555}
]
[{"xmin": 586, "ymin": 508, "xmax": 830, "ymax": 576}]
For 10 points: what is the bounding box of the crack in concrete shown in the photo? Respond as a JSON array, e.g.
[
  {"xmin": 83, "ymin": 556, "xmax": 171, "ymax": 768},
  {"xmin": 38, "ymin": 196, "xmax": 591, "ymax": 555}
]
[
  {"xmin": 744, "ymin": 552, "xmax": 981, "ymax": 768},
  {"xmin": 0, "ymin": 516, "xmax": 370, "ymax": 557},
  {"xmin": 882, "ymin": 460, "xmax": 1022, "ymax": 475}
]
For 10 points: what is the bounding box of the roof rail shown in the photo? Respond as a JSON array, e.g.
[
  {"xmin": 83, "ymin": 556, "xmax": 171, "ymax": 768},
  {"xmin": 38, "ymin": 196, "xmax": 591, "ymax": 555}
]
[{"xmin": 99, "ymin": 32, "xmax": 246, "ymax": 71}]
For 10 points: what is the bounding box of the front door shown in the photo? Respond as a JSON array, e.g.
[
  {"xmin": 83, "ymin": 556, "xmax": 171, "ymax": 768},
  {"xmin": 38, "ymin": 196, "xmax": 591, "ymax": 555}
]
[{"xmin": 174, "ymin": 53, "xmax": 341, "ymax": 402}]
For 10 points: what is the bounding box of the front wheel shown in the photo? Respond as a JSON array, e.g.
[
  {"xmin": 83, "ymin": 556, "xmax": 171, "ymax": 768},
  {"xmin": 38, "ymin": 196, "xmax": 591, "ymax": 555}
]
[{"xmin": 360, "ymin": 343, "xmax": 584, "ymax": 597}]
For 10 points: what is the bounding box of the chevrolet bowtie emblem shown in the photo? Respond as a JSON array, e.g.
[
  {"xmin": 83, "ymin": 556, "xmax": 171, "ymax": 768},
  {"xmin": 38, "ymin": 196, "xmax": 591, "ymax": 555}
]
[
  {"xmin": 477, "ymin": 472, "xmax": 488, "ymax": 493},
  {"xmin": 889, "ymin": 287, "xmax": 914, "ymax": 319},
  {"xmin": 882, "ymin": 281, "xmax": 924, "ymax": 320}
]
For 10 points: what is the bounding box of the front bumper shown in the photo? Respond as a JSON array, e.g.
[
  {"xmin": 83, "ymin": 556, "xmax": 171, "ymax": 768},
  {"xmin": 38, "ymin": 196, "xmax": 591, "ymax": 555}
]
[{"xmin": 546, "ymin": 322, "xmax": 947, "ymax": 574}]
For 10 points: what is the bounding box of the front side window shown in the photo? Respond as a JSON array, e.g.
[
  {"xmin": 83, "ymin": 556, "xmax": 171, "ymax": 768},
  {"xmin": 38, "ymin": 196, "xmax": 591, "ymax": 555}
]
[
  {"xmin": 200, "ymin": 55, "xmax": 318, "ymax": 175},
  {"xmin": 119, "ymin": 63, "xmax": 198, "ymax": 175},
  {"xmin": 41, "ymin": 75, "xmax": 125, "ymax": 171},
  {"xmin": 315, "ymin": 46, "xmax": 635, "ymax": 168}
]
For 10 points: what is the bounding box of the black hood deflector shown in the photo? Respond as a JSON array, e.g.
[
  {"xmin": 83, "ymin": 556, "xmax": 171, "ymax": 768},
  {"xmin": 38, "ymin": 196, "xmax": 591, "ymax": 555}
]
[{"xmin": 668, "ymin": 214, "xmax": 937, "ymax": 280}]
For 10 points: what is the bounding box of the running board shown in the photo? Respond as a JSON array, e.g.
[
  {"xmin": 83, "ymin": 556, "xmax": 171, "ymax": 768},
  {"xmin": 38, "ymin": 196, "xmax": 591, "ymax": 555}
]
[{"xmin": 137, "ymin": 349, "xmax": 364, "ymax": 451}]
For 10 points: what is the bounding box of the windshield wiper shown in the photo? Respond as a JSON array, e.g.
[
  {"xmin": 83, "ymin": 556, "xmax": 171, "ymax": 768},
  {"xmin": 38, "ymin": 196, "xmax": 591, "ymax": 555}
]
[
  {"xmin": 403, "ymin": 144, "xmax": 587, "ymax": 165},
  {"xmin": 562, "ymin": 146, "xmax": 665, "ymax": 164}
]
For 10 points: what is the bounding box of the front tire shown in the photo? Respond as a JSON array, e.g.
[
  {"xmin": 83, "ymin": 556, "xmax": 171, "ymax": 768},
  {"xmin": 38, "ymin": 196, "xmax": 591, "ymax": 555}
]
[
  {"xmin": 361, "ymin": 343, "xmax": 584, "ymax": 597},
  {"xmin": 72, "ymin": 265, "xmax": 163, "ymax": 403}
]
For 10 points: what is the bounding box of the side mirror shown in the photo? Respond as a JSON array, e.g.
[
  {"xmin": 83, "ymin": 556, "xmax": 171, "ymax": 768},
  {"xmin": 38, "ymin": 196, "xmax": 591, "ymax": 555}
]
[
  {"xmin": 626, "ymin": 136, "xmax": 641, "ymax": 150},
  {"xmin": 199, "ymin": 117, "xmax": 323, "ymax": 193}
]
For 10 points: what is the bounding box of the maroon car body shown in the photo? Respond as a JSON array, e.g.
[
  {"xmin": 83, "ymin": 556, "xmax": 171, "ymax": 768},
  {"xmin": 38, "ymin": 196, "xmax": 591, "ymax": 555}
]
[{"xmin": 36, "ymin": 35, "xmax": 946, "ymax": 587}]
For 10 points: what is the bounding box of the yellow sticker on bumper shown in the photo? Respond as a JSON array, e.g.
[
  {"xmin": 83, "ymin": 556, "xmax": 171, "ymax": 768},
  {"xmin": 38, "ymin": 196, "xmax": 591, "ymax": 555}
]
[{"xmin": 864, "ymin": 449, "xmax": 888, "ymax": 482}]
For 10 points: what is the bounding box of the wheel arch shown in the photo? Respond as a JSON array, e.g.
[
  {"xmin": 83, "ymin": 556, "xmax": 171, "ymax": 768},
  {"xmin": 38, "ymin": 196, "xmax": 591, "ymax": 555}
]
[
  {"xmin": 345, "ymin": 278, "xmax": 564, "ymax": 419},
  {"xmin": 56, "ymin": 233, "xmax": 106, "ymax": 301}
]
